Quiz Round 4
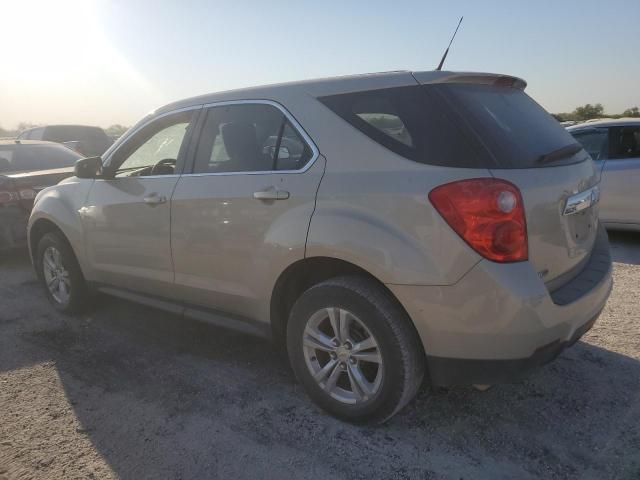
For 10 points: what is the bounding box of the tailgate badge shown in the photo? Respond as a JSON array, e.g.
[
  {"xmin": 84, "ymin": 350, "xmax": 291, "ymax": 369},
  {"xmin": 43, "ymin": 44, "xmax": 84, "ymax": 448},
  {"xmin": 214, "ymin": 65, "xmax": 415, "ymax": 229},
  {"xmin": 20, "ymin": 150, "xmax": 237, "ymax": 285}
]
[{"xmin": 563, "ymin": 185, "xmax": 600, "ymax": 216}]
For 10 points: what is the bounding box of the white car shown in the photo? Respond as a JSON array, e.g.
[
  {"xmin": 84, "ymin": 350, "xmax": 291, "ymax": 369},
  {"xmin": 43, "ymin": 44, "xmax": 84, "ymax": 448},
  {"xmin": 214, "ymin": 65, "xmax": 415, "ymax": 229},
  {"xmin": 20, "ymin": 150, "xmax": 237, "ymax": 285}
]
[{"xmin": 568, "ymin": 119, "xmax": 640, "ymax": 231}]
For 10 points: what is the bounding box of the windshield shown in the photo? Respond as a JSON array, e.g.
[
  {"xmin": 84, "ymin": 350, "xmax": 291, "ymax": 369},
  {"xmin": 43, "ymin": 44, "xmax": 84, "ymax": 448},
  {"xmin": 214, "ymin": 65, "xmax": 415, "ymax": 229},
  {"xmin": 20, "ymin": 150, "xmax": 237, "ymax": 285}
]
[{"xmin": 433, "ymin": 84, "xmax": 580, "ymax": 167}]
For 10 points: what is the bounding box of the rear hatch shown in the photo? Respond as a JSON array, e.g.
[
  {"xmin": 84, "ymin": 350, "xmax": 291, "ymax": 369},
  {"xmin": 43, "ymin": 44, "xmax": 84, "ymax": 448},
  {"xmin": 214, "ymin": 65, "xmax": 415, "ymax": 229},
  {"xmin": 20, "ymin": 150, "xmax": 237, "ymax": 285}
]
[{"xmin": 415, "ymin": 73, "xmax": 599, "ymax": 287}]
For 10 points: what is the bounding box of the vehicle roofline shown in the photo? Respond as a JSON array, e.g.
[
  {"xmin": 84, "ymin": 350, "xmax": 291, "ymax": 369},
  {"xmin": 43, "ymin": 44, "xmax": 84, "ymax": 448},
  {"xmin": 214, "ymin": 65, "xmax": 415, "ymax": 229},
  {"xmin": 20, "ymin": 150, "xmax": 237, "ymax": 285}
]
[{"xmin": 153, "ymin": 70, "xmax": 526, "ymax": 116}]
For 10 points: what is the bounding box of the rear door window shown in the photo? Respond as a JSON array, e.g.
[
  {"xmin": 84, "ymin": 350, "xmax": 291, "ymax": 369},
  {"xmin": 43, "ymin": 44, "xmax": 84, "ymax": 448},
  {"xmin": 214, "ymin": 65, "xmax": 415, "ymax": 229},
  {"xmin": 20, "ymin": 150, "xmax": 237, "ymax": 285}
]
[{"xmin": 193, "ymin": 103, "xmax": 313, "ymax": 174}]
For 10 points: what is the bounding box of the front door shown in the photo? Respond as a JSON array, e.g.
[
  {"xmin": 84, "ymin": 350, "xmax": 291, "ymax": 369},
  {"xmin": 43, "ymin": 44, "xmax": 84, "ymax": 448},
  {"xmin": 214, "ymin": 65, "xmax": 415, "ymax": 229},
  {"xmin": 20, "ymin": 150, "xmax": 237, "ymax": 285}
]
[
  {"xmin": 81, "ymin": 108, "xmax": 199, "ymax": 297},
  {"xmin": 171, "ymin": 101, "xmax": 324, "ymax": 321}
]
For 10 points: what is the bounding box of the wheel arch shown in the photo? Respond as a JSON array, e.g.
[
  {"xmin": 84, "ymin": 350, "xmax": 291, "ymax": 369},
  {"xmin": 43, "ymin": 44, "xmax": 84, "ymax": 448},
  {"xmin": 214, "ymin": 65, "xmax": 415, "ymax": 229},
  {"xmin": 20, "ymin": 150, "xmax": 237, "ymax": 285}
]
[{"xmin": 269, "ymin": 256, "xmax": 422, "ymax": 354}]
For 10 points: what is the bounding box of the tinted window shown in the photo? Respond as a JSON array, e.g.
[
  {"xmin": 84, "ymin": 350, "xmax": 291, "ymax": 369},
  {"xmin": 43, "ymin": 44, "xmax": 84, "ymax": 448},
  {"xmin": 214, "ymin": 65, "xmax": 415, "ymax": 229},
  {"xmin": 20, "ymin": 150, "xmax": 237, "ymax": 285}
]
[
  {"xmin": 0, "ymin": 144, "xmax": 81, "ymax": 172},
  {"xmin": 433, "ymin": 84, "xmax": 580, "ymax": 168},
  {"xmin": 609, "ymin": 126, "xmax": 640, "ymax": 159},
  {"xmin": 570, "ymin": 128, "xmax": 609, "ymax": 160},
  {"xmin": 113, "ymin": 111, "xmax": 193, "ymax": 177},
  {"xmin": 320, "ymin": 85, "xmax": 580, "ymax": 168},
  {"xmin": 43, "ymin": 126, "xmax": 112, "ymax": 156},
  {"xmin": 193, "ymin": 103, "xmax": 312, "ymax": 173},
  {"xmin": 320, "ymin": 86, "xmax": 487, "ymax": 168}
]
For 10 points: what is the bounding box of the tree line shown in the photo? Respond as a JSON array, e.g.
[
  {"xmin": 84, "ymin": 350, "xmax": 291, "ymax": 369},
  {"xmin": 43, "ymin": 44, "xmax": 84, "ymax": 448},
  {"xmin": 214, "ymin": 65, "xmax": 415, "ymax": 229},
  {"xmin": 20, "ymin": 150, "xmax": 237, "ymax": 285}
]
[
  {"xmin": 2, "ymin": 104, "xmax": 639, "ymax": 138},
  {"xmin": 553, "ymin": 104, "xmax": 639, "ymax": 122}
]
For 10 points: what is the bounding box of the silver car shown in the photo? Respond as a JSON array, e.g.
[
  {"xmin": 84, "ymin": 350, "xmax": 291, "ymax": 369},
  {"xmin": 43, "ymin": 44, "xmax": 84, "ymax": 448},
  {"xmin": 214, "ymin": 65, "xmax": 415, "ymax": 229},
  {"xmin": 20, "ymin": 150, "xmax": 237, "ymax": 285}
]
[
  {"xmin": 568, "ymin": 119, "xmax": 640, "ymax": 231},
  {"xmin": 28, "ymin": 71, "xmax": 613, "ymax": 422}
]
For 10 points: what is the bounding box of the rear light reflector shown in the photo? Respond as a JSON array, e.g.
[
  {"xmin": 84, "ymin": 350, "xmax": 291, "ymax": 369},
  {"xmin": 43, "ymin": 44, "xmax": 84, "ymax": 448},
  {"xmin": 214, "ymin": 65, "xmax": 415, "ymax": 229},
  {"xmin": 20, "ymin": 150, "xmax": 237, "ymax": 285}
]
[
  {"xmin": 19, "ymin": 188, "xmax": 37, "ymax": 200},
  {"xmin": 0, "ymin": 191, "xmax": 17, "ymax": 204},
  {"xmin": 429, "ymin": 178, "xmax": 528, "ymax": 262}
]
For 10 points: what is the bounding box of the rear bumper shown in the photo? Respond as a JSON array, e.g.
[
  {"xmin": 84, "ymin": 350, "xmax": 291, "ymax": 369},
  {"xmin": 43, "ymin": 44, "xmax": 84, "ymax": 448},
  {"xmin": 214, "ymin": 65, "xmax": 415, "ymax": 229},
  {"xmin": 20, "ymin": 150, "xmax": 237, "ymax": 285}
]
[
  {"xmin": 425, "ymin": 310, "xmax": 599, "ymax": 385},
  {"xmin": 388, "ymin": 225, "xmax": 613, "ymax": 386},
  {"xmin": 0, "ymin": 206, "xmax": 29, "ymax": 251}
]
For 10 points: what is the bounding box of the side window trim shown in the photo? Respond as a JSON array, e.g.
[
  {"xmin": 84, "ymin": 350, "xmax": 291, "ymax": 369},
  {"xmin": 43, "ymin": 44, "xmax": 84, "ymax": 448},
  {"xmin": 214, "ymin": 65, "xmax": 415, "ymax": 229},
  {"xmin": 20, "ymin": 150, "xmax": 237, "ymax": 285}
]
[
  {"xmin": 183, "ymin": 99, "xmax": 319, "ymax": 176},
  {"xmin": 102, "ymin": 105, "xmax": 203, "ymax": 177}
]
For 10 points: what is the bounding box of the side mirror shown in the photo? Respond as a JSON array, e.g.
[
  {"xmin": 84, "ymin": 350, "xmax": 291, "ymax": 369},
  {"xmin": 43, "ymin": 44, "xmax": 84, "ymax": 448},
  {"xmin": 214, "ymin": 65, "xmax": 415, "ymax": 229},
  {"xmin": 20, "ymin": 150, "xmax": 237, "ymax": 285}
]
[{"xmin": 74, "ymin": 156, "xmax": 104, "ymax": 179}]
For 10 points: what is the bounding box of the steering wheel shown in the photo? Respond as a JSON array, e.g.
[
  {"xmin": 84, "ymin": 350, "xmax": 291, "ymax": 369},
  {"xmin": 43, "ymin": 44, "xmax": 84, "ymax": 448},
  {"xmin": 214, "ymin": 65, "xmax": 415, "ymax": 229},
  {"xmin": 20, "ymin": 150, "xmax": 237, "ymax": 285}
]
[{"xmin": 150, "ymin": 158, "xmax": 176, "ymax": 176}]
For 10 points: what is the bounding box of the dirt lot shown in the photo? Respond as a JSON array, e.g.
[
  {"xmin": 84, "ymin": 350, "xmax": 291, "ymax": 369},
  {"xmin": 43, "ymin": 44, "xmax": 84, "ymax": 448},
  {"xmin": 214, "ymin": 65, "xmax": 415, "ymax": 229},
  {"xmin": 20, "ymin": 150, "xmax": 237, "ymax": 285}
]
[{"xmin": 1, "ymin": 232, "xmax": 639, "ymax": 480}]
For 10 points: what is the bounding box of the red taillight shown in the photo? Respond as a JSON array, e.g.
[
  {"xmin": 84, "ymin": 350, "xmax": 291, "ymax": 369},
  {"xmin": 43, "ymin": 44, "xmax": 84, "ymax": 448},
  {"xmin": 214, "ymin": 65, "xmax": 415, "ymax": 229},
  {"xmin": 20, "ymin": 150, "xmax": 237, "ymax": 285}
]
[
  {"xmin": 19, "ymin": 188, "xmax": 37, "ymax": 200},
  {"xmin": 0, "ymin": 177, "xmax": 18, "ymax": 205},
  {"xmin": 0, "ymin": 190, "xmax": 17, "ymax": 204},
  {"xmin": 429, "ymin": 178, "xmax": 528, "ymax": 263}
]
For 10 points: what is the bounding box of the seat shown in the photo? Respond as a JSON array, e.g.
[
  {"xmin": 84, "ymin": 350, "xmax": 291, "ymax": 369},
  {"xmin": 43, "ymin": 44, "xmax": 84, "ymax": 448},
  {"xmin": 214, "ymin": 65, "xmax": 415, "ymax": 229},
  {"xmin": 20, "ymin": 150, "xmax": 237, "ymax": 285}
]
[{"xmin": 221, "ymin": 122, "xmax": 263, "ymax": 172}]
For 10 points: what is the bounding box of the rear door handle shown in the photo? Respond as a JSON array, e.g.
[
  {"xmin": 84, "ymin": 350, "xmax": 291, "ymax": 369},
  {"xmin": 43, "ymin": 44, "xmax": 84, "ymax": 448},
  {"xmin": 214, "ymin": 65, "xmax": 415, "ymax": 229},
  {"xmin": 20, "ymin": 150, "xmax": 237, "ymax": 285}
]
[
  {"xmin": 253, "ymin": 187, "xmax": 290, "ymax": 201},
  {"xmin": 143, "ymin": 193, "xmax": 167, "ymax": 206}
]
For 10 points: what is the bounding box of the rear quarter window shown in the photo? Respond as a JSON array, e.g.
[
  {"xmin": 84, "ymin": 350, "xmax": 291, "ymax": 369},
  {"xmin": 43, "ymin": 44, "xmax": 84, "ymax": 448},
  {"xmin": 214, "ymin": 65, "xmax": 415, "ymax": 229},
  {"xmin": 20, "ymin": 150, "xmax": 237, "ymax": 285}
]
[{"xmin": 319, "ymin": 86, "xmax": 491, "ymax": 168}]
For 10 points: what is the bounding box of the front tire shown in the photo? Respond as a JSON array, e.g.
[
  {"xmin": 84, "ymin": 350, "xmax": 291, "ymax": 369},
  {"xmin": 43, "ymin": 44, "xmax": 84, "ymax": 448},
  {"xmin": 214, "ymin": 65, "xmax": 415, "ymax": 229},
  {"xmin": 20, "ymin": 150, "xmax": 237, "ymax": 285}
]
[
  {"xmin": 36, "ymin": 232, "xmax": 88, "ymax": 314},
  {"xmin": 287, "ymin": 276, "xmax": 425, "ymax": 423}
]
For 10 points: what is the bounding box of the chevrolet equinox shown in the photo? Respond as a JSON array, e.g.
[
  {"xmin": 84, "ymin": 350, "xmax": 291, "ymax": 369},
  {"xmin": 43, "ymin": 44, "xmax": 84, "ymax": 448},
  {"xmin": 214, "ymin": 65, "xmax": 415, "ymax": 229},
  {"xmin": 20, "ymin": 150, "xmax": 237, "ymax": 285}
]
[{"xmin": 28, "ymin": 71, "xmax": 613, "ymax": 422}]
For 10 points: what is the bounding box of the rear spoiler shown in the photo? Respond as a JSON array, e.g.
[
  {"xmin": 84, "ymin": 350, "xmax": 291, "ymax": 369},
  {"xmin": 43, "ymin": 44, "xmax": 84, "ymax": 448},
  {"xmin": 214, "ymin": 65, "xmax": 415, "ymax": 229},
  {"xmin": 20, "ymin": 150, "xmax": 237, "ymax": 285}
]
[{"xmin": 412, "ymin": 71, "xmax": 527, "ymax": 90}]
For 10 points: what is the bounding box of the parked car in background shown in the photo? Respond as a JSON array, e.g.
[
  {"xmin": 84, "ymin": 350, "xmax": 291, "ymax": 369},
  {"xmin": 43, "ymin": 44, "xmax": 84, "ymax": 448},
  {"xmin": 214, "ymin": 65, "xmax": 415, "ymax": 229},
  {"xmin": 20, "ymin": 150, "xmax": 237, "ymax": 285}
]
[
  {"xmin": 17, "ymin": 125, "xmax": 113, "ymax": 157},
  {"xmin": 28, "ymin": 71, "xmax": 612, "ymax": 422},
  {"xmin": 0, "ymin": 140, "xmax": 81, "ymax": 251},
  {"xmin": 568, "ymin": 119, "xmax": 640, "ymax": 231}
]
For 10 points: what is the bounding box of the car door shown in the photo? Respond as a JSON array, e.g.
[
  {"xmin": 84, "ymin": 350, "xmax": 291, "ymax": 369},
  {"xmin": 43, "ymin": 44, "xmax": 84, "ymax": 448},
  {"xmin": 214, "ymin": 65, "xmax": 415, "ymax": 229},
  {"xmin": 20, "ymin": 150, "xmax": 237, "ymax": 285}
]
[
  {"xmin": 600, "ymin": 125, "xmax": 640, "ymax": 225},
  {"xmin": 171, "ymin": 101, "xmax": 324, "ymax": 322},
  {"xmin": 81, "ymin": 107, "xmax": 200, "ymax": 298}
]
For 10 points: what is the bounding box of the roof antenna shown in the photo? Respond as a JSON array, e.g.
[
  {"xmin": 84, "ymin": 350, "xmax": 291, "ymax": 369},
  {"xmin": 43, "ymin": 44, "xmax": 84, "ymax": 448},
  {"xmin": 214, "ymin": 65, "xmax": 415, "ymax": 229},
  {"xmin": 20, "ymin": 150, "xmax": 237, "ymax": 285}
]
[{"xmin": 436, "ymin": 16, "xmax": 464, "ymax": 71}]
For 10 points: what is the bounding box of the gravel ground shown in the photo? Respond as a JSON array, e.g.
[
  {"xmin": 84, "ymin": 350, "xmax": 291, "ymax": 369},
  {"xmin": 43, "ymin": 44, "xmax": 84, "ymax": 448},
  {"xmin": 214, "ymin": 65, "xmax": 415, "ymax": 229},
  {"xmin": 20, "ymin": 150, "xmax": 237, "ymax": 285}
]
[{"xmin": 1, "ymin": 232, "xmax": 639, "ymax": 480}]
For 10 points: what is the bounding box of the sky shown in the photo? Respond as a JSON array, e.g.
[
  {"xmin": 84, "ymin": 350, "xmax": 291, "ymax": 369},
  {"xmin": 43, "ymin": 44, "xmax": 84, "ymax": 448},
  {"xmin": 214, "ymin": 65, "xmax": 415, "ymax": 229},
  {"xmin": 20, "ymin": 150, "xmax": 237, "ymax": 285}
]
[{"xmin": 1, "ymin": 0, "xmax": 639, "ymax": 129}]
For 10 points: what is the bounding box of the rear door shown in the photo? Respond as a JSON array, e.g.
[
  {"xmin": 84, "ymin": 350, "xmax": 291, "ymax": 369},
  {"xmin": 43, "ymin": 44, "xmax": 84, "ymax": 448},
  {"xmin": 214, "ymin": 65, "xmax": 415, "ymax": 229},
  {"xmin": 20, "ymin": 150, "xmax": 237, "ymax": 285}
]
[
  {"xmin": 599, "ymin": 125, "xmax": 640, "ymax": 225},
  {"xmin": 171, "ymin": 101, "xmax": 324, "ymax": 321},
  {"xmin": 81, "ymin": 107, "xmax": 200, "ymax": 298}
]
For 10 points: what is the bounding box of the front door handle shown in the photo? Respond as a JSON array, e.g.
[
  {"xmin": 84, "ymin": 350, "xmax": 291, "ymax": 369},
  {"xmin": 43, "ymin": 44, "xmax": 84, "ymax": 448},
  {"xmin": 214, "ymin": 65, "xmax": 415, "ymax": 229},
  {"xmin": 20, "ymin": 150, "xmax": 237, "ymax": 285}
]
[
  {"xmin": 143, "ymin": 193, "xmax": 167, "ymax": 206},
  {"xmin": 253, "ymin": 187, "xmax": 290, "ymax": 201}
]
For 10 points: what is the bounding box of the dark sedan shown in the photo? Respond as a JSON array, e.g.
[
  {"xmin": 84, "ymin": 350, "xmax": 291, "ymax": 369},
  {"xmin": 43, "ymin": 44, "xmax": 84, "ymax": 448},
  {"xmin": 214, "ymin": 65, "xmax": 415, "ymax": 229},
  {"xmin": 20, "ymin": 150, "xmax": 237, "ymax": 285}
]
[{"xmin": 0, "ymin": 140, "xmax": 81, "ymax": 251}]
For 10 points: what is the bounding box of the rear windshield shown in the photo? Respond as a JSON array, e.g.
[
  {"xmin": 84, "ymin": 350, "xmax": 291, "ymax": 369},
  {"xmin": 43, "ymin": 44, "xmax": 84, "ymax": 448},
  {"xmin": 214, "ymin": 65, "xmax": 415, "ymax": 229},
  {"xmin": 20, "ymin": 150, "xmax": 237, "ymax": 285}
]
[
  {"xmin": 319, "ymin": 84, "xmax": 580, "ymax": 169},
  {"xmin": 43, "ymin": 126, "xmax": 112, "ymax": 155},
  {"xmin": 0, "ymin": 144, "xmax": 81, "ymax": 172}
]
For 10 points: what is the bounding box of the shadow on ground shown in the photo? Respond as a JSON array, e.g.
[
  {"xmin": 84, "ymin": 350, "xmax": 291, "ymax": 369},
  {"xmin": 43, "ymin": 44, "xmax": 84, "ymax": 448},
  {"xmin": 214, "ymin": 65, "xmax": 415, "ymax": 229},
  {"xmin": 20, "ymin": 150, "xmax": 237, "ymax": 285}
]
[{"xmin": 608, "ymin": 230, "xmax": 640, "ymax": 265}]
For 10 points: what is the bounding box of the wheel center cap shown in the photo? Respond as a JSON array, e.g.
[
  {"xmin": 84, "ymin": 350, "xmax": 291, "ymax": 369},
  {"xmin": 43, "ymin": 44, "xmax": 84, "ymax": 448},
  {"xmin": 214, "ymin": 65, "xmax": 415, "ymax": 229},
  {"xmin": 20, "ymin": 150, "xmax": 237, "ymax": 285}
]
[{"xmin": 335, "ymin": 346, "xmax": 350, "ymax": 362}]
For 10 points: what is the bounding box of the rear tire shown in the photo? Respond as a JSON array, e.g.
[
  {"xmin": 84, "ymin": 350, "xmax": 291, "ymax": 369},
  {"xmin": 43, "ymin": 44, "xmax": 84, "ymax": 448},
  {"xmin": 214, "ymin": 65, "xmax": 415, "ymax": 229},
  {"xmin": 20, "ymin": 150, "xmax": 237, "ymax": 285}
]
[
  {"xmin": 36, "ymin": 232, "xmax": 89, "ymax": 314},
  {"xmin": 287, "ymin": 276, "xmax": 425, "ymax": 423}
]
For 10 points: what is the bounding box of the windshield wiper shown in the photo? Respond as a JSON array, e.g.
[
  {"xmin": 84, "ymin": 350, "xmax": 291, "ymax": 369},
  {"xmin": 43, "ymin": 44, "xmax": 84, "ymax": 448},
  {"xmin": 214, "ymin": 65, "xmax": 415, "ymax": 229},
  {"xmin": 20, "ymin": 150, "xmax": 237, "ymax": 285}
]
[{"xmin": 537, "ymin": 143, "xmax": 583, "ymax": 164}]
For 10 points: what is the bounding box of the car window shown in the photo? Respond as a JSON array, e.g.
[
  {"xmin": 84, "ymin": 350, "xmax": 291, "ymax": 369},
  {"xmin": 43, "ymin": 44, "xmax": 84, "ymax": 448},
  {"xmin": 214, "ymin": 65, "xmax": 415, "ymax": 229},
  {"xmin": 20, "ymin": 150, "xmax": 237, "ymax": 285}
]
[
  {"xmin": 111, "ymin": 111, "xmax": 194, "ymax": 177},
  {"xmin": 570, "ymin": 129, "xmax": 609, "ymax": 160},
  {"xmin": 26, "ymin": 128, "xmax": 44, "ymax": 141},
  {"xmin": 0, "ymin": 149, "xmax": 14, "ymax": 172},
  {"xmin": 609, "ymin": 126, "xmax": 640, "ymax": 159},
  {"xmin": 0, "ymin": 145, "xmax": 80, "ymax": 172},
  {"xmin": 193, "ymin": 103, "xmax": 312, "ymax": 174},
  {"xmin": 355, "ymin": 107, "xmax": 413, "ymax": 147},
  {"xmin": 319, "ymin": 84, "xmax": 580, "ymax": 169},
  {"xmin": 43, "ymin": 126, "xmax": 112, "ymax": 156}
]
